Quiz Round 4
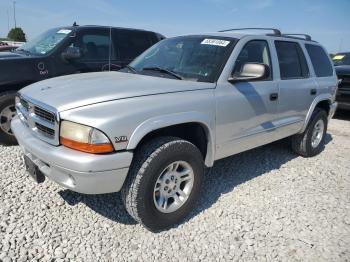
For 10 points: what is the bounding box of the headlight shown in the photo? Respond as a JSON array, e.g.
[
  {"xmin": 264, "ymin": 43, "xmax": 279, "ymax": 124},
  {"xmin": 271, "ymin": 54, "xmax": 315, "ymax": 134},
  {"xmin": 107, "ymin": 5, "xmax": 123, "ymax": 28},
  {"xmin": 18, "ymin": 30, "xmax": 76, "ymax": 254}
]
[{"xmin": 60, "ymin": 121, "xmax": 113, "ymax": 154}]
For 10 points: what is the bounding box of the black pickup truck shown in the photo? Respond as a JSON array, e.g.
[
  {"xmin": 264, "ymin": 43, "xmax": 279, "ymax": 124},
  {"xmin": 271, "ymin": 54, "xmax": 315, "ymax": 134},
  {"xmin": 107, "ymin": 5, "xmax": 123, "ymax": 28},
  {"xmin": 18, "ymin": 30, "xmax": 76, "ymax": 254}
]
[
  {"xmin": 333, "ymin": 53, "xmax": 350, "ymax": 111},
  {"xmin": 0, "ymin": 25, "xmax": 164, "ymax": 145}
]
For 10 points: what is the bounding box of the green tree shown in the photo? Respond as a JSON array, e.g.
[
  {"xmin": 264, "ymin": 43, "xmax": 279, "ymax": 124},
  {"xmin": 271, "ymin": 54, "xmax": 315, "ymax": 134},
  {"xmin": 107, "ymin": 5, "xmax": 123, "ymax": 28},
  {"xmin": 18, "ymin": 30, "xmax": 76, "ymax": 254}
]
[{"xmin": 7, "ymin": 27, "xmax": 26, "ymax": 42}]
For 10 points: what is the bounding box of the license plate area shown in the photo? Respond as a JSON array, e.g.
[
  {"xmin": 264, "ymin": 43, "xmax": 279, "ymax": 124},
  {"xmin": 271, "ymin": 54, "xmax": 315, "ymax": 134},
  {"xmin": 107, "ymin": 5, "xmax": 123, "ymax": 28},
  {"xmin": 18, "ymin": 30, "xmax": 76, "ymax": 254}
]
[{"xmin": 23, "ymin": 155, "xmax": 45, "ymax": 183}]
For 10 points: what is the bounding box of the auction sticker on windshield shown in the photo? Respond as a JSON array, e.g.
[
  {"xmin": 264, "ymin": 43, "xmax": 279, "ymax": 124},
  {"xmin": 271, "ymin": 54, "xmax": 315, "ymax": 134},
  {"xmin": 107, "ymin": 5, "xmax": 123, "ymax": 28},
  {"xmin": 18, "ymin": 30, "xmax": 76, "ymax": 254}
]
[
  {"xmin": 201, "ymin": 39, "xmax": 230, "ymax": 47},
  {"xmin": 57, "ymin": 29, "xmax": 72, "ymax": 34}
]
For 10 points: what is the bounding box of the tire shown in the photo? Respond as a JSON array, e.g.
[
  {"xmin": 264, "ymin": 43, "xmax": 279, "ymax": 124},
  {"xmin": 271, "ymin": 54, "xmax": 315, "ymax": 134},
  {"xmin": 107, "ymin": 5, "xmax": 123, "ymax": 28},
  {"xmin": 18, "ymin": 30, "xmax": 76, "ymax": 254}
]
[
  {"xmin": 0, "ymin": 92, "xmax": 18, "ymax": 146},
  {"xmin": 121, "ymin": 136, "xmax": 204, "ymax": 231},
  {"xmin": 291, "ymin": 108, "xmax": 328, "ymax": 157}
]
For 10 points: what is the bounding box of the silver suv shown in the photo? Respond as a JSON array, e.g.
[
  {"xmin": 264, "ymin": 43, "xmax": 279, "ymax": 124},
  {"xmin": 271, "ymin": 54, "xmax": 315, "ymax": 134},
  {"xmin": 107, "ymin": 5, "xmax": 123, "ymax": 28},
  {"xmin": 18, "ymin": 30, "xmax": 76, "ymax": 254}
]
[{"xmin": 12, "ymin": 28, "xmax": 338, "ymax": 231}]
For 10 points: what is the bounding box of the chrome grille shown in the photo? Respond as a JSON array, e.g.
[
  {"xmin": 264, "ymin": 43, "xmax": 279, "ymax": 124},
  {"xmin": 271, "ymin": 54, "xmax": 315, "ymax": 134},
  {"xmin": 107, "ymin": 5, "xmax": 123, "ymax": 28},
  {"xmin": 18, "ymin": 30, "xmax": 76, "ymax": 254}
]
[
  {"xmin": 16, "ymin": 95, "xmax": 59, "ymax": 145},
  {"xmin": 34, "ymin": 107, "xmax": 55, "ymax": 124},
  {"xmin": 35, "ymin": 123, "xmax": 55, "ymax": 138},
  {"xmin": 20, "ymin": 98, "xmax": 29, "ymax": 110}
]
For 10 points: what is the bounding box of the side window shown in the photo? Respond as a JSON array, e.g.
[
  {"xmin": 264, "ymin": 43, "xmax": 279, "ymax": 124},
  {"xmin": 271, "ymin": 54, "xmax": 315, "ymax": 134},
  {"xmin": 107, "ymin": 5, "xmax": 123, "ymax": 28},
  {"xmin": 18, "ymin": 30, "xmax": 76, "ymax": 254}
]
[
  {"xmin": 305, "ymin": 44, "xmax": 333, "ymax": 77},
  {"xmin": 275, "ymin": 41, "xmax": 309, "ymax": 79},
  {"xmin": 116, "ymin": 30, "xmax": 153, "ymax": 61},
  {"xmin": 72, "ymin": 31, "xmax": 110, "ymax": 61},
  {"xmin": 233, "ymin": 40, "xmax": 272, "ymax": 79}
]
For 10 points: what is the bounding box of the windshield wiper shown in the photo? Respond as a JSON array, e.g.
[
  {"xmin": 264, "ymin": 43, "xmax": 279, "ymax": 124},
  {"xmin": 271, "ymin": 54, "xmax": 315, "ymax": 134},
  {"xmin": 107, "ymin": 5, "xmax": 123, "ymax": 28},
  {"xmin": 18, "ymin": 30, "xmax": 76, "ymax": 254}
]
[
  {"xmin": 15, "ymin": 49, "xmax": 32, "ymax": 55},
  {"xmin": 125, "ymin": 65, "xmax": 138, "ymax": 73},
  {"xmin": 142, "ymin": 67, "xmax": 183, "ymax": 80}
]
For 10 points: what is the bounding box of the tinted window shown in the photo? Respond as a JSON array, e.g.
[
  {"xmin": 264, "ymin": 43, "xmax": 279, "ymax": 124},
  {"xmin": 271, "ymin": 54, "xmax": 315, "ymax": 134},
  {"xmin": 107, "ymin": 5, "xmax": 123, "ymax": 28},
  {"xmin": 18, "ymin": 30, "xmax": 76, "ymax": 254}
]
[
  {"xmin": 275, "ymin": 41, "xmax": 309, "ymax": 79},
  {"xmin": 306, "ymin": 44, "xmax": 333, "ymax": 77},
  {"xmin": 72, "ymin": 31, "xmax": 110, "ymax": 60},
  {"xmin": 233, "ymin": 40, "xmax": 272, "ymax": 79},
  {"xmin": 116, "ymin": 30, "xmax": 153, "ymax": 61}
]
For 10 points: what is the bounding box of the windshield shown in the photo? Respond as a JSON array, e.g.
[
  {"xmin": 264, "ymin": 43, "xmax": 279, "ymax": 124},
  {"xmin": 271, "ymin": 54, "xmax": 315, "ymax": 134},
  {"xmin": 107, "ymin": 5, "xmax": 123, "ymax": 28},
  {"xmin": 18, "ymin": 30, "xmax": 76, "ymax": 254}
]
[
  {"xmin": 16, "ymin": 28, "xmax": 72, "ymax": 55},
  {"xmin": 332, "ymin": 53, "xmax": 350, "ymax": 66},
  {"xmin": 129, "ymin": 36, "xmax": 236, "ymax": 82}
]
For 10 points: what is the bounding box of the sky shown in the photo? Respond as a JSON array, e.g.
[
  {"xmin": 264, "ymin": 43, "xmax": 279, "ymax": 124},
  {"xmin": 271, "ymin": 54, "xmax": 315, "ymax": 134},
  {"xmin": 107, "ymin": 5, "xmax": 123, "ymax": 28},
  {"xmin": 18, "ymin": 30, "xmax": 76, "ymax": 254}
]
[{"xmin": 0, "ymin": 0, "xmax": 349, "ymax": 53}]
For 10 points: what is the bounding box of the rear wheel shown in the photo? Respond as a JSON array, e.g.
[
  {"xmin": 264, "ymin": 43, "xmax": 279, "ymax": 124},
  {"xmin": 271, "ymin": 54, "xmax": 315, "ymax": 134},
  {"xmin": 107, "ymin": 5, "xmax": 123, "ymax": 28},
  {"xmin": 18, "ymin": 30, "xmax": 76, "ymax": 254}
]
[
  {"xmin": 291, "ymin": 108, "xmax": 328, "ymax": 157},
  {"xmin": 121, "ymin": 137, "xmax": 204, "ymax": 231},
  {"xmin": 0, "ymin": 92, "xmax": 18, "ymax": 146}
]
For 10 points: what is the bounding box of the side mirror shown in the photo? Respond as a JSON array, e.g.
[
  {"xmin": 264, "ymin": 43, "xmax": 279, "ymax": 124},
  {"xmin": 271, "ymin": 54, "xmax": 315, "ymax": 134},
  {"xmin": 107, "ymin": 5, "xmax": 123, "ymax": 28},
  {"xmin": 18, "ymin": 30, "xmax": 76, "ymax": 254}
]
[
  {"xmin": 61, "ymin": 46, "xmax": 81, "ymax": 62},
  {"xmin": 229, "ymin": 63, "xmax": 269, "ymax": 83}
]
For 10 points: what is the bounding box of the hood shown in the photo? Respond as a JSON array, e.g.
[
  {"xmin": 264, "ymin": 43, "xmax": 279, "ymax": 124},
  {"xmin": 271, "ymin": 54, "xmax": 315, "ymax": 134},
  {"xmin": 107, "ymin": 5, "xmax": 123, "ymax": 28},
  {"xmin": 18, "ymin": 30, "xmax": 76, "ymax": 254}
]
[
  {"xmin": 20, "ymin": 71, "xmax": 215, "ymax": 112},
  {"xmin": 335, "ymin": 65, "xmax": 350, "ymax": 75}
]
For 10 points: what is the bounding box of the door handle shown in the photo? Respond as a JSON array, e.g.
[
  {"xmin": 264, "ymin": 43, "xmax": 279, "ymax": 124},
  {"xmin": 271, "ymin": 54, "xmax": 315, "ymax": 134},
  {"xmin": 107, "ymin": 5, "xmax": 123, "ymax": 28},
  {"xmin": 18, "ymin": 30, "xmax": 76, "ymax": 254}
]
[
  {"xmin": 270, "ymin": 93, "xmax": 278, "ymax": 101},
  {"xmin": 310, "ymin": 89, "xmax": 317, "ymax": 95}
]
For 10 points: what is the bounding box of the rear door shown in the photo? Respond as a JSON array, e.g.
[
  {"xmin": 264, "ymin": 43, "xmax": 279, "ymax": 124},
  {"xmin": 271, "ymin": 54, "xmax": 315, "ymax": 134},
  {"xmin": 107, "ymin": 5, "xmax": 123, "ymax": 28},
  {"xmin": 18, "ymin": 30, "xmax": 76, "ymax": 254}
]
[
  {"xmin": 113, "ymin": 29, "xmax": 158, "ymax": 68},
  {"xmin": 273, "ymin": 40, "xmax": 314, "ymax": 129}
]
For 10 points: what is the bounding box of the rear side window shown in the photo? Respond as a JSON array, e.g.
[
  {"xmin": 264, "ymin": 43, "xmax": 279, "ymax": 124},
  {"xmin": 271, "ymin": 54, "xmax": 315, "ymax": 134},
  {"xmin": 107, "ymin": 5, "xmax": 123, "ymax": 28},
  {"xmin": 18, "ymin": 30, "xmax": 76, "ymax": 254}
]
[
  {"xmin": 275, "ymin": 41, "xmax": 309, "ymax": 79},
  {"xmin": 115, "ymin": 30, "xmax": 154, "ymax": 61},
  {"xmin": 305, "ymin": 44, "xmax": 333, "ymax": 77}
]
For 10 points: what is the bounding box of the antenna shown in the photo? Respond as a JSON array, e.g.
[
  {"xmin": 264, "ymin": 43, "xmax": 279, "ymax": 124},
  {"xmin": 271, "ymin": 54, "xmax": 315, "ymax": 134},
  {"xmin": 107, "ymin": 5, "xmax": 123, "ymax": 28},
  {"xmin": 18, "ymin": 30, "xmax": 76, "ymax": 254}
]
[{"xmin": 218, "ymin": 27, "xmax": 281, "ymax": 36}]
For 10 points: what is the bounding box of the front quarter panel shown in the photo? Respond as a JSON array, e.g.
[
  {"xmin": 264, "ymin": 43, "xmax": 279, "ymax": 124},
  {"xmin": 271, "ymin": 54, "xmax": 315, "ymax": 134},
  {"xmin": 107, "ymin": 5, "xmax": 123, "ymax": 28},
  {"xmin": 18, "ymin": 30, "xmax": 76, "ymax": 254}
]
[
  {"xmin": 59, "ymin": 89, "xmax": 216, "ymax": 166},
  {"xmin": 0, "ymin": 56, "xmax": 53, "ymax": 90}
]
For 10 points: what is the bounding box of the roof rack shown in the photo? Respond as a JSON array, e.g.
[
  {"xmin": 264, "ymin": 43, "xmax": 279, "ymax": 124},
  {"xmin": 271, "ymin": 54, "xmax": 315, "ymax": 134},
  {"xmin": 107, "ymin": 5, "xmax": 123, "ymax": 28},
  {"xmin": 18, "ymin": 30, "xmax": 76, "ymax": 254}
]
[
  {"xmin": 282, "ymin": 34, "xmax": 312, "ymax": 41},
  {"xmin": 218, "ymin": 27, "xmax": 281, "ymax": 36}
]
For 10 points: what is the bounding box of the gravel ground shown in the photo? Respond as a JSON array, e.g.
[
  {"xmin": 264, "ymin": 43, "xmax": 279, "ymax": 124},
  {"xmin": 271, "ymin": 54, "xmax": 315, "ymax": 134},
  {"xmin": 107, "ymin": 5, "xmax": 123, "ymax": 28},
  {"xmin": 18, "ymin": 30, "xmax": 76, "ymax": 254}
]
[{"xmin": 1, "ymin": 115, "xmax": 350, "ymax": 262}]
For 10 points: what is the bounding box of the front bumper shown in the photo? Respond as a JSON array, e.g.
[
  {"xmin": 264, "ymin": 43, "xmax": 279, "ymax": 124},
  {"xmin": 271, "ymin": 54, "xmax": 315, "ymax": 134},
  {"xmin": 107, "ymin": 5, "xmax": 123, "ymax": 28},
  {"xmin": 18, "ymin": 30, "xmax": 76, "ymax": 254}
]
[{"xmin": 11, "ymin": 117, "xmax": 133, "ymax": 194}]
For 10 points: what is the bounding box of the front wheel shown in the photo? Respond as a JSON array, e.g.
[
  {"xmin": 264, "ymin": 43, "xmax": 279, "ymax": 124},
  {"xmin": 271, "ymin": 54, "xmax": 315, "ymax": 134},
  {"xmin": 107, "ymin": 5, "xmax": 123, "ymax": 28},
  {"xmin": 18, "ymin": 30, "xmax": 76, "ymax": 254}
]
[
  {"xmin": 121, "ymin": 137, "xmax": 204, "ymax": 231},
  {"xmin": 0, "ymin": 92, "xmax": 18, "ymax": 146}
]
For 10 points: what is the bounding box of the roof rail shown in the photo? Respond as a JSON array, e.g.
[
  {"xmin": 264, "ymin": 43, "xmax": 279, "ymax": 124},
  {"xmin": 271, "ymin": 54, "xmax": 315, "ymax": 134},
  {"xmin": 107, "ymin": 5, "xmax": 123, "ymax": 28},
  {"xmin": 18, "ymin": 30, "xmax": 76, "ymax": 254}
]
[
  {"xmin": 282, "ymin": 34, "xmax": 312, "ymax": 41},
  {"xmin": 218, "ymin": 27, "xmax": 281, "ymax": 36}
]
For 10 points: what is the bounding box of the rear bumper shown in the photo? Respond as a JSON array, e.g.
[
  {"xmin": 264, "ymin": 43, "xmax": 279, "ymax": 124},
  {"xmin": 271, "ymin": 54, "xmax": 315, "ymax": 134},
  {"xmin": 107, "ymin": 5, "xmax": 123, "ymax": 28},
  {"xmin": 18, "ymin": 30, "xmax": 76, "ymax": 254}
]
[{"xmin": 11, "ymin": 117, "xmax": 133, "ymax": 194}]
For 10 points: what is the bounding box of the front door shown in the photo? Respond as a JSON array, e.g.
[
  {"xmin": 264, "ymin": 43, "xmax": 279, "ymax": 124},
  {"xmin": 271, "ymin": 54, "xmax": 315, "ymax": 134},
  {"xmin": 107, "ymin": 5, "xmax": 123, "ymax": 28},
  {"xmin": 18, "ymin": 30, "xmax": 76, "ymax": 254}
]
[
  {"xmin": 65, "ymin": 28, "xmax": 112, "ymax": 73},
  {"xmin": 215, "ymin": 39, "xmax": 279, "ymax": 160}
]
